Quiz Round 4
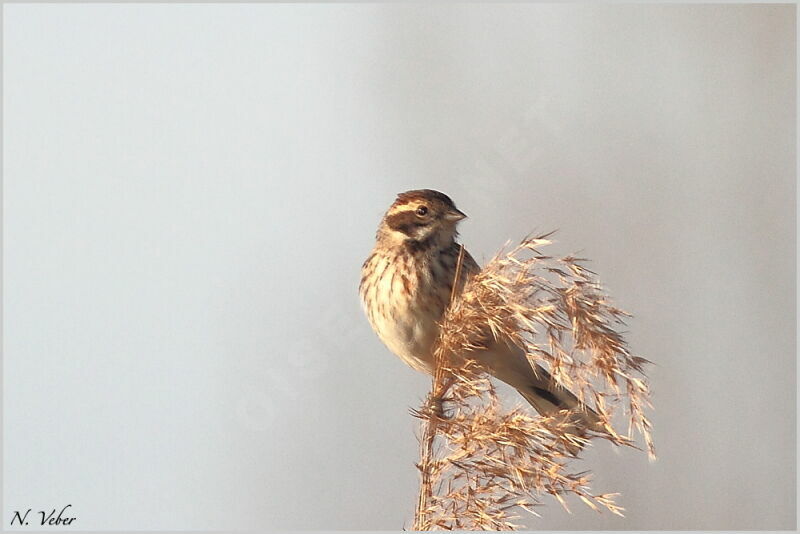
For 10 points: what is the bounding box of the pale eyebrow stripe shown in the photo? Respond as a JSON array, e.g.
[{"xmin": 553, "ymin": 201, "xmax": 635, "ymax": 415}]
[{"xmin": 388, "ymin": 204, "xmax": 418, "ymax": 214}]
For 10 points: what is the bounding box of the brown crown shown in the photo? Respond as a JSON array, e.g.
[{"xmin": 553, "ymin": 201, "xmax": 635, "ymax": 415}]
[{"xmin": 393, "ymin": 189, "xmax": 456, "ymax": 209}]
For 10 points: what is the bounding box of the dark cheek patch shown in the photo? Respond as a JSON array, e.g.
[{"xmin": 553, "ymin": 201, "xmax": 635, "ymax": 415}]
[{"xmin": 386, "ymin": 211, "xmax": 427, "ymax": 236}]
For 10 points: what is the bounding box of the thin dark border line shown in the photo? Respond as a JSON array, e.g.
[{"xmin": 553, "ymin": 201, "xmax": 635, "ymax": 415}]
[
  {"xmin": 0, "ymin": 1, "xmax": 797, "ymax": 3},
  {"xmin": 0, "ymin": 3, "xmax": 796, "ymax": 534}
]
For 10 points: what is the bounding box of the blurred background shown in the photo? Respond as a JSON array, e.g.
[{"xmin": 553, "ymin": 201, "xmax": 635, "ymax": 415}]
[{"xmin": 4, "ymin": 3, "xmax": 795, "ymax": 530}]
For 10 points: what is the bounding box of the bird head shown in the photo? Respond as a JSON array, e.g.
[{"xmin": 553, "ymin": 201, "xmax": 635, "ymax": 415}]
[{"xmin": 379, "ymin": 189, "xmax": 467, "ymax": 248}]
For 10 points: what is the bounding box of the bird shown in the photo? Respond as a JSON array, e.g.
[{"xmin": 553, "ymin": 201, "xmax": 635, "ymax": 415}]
[{"xmin": 359, "ymin": 189, "xmax": 600, "ymax": 438}]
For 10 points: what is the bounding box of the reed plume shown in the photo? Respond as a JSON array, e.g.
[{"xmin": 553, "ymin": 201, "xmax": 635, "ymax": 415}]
[{"xmin": 411, "ymin": 234, "xmax": 654, "ymax": 530}]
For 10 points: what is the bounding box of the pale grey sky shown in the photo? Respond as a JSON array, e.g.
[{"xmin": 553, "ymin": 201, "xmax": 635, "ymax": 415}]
[{"xmin": 3, "ymin": 3, "xmax": 795, "ymax": 530}]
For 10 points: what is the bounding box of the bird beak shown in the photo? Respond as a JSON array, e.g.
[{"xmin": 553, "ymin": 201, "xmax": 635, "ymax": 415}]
[{"xmin": 444, "ymin": 208, "xmax": 467, "ymax": 222}]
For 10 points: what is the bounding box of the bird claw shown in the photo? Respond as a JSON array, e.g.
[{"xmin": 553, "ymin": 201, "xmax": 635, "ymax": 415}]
[{"xmin": 427, "ymin": 395, "xmax": 447, "ymax": 420}]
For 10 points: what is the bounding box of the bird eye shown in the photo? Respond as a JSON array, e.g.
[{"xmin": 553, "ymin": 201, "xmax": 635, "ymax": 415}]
[{"xmin": 416, "ymin": 206, "xmax": 428, "ymax": 216}]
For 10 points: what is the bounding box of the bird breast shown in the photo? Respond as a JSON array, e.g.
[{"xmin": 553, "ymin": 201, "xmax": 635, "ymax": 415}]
[{"xmin": 360, "ymin": 251, "xmax": 451, "ymax": 374}]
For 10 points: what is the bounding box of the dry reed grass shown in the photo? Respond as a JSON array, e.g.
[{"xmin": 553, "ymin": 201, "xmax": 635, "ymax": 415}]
[{"xmin": 411, "ymin": 234, "xmax": 654, "ymax": 530}]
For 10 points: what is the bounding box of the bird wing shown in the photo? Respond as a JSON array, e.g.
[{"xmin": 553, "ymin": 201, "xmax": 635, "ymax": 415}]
[{"xmin": 456, "ymin": 246, "xmax": 601, "ymax": 434}]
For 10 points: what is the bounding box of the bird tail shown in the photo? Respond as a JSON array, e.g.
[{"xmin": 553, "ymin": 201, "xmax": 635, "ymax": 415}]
[
  {"xmin": 516, "ymin": 369, "xmax": 603, "ymax": 448},
  {"xmin": 468, "ymin": 339, "xmax": 603, "ymax": 450}
]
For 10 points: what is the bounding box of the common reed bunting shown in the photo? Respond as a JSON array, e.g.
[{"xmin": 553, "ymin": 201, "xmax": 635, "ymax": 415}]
[{"xmin": 360, "ymin": 189, "xmax": 599, "ymax": 434}]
